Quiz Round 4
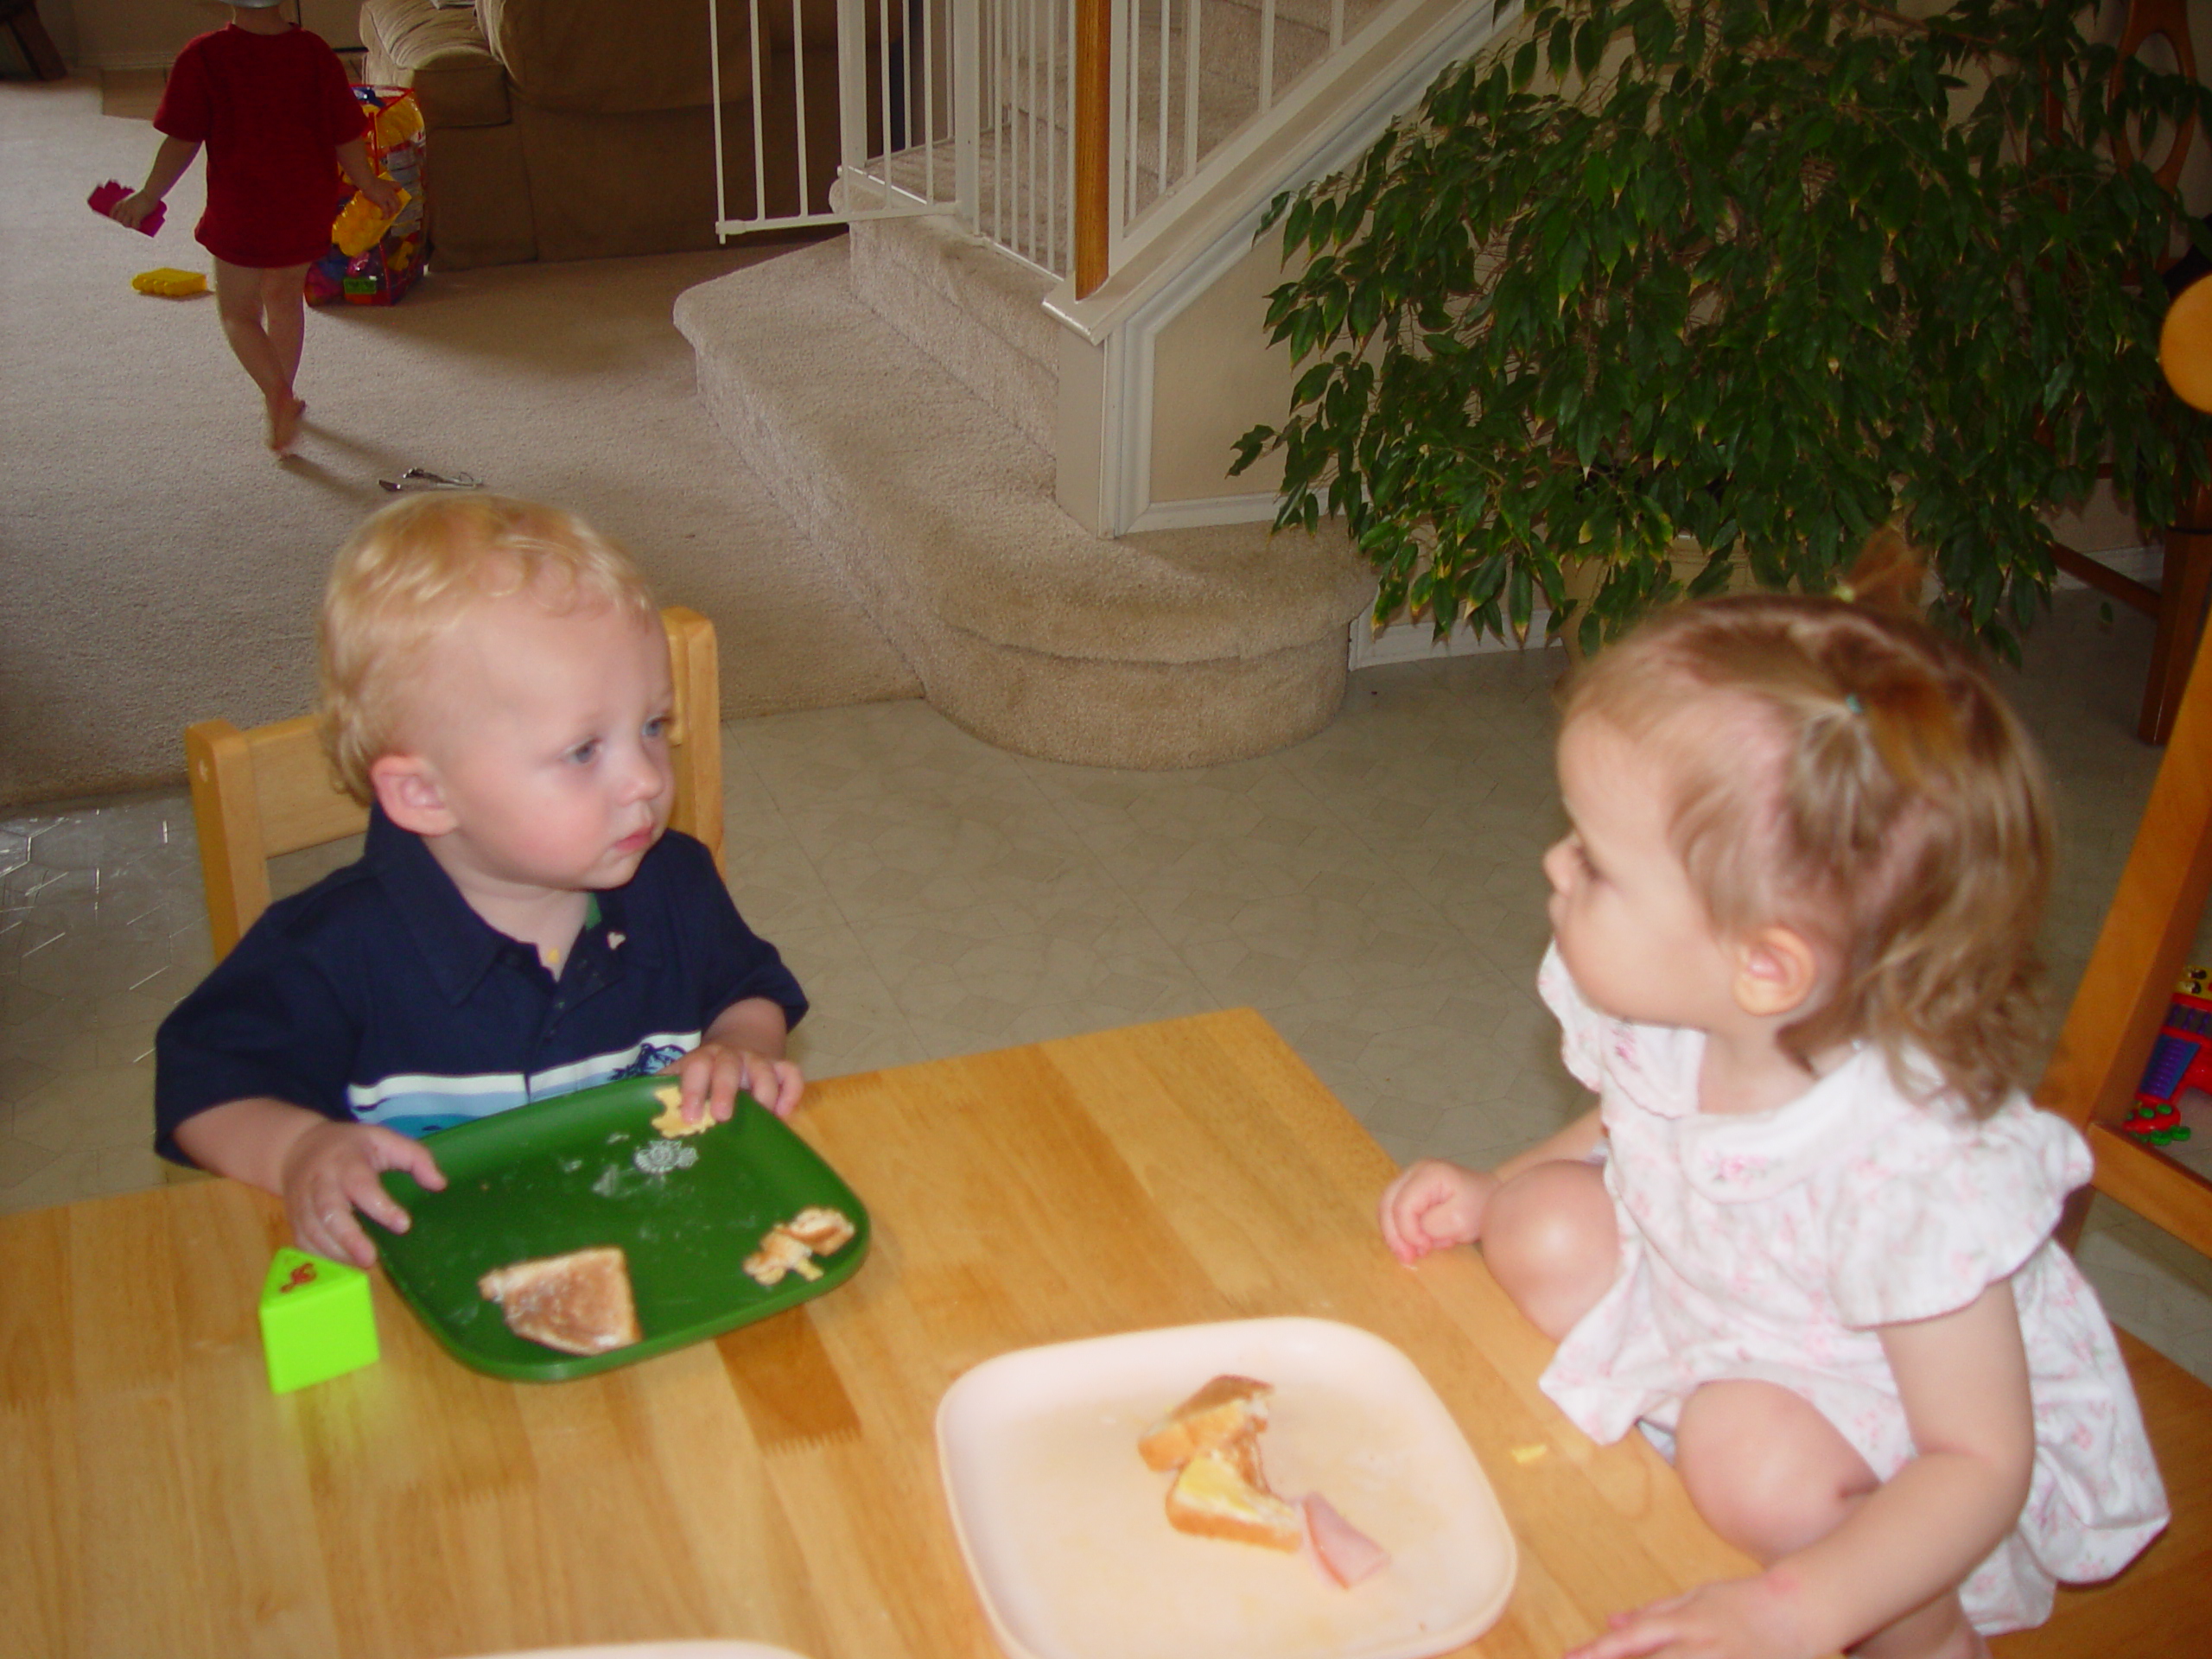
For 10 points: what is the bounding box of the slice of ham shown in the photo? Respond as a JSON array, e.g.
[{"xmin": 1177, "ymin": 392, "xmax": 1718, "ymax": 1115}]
[{"xmin": 1303, "ymin": 1492, "xmax": 1389, "ymax": 1587}]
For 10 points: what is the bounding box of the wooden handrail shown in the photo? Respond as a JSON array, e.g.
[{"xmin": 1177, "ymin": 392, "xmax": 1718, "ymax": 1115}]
[{"xmin": 1075, "ymin": 0, "xmax": 1109, "ymax": 296}]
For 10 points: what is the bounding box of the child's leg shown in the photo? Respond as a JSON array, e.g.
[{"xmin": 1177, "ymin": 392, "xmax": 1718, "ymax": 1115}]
[
  {"xmin": 1478, "ymin": 1160, "xmax": 1618, "ymax": 1339},
  {"xmin": 1675, "ymin": 1381, "xmax": 1986, "ymax": 1659},
  {"xmin": 259, "ymin": 264, "xmax": 308, "ymax": 397},
  {"xmin": 212, "ymin": 257, "xmax": 308, "ymax": 453}
]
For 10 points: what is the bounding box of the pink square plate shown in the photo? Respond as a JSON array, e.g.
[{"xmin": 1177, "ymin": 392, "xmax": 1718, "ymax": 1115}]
[{"xmin": 936, "ymin": 1318, "xmax": 1517, "ymax": 1659}]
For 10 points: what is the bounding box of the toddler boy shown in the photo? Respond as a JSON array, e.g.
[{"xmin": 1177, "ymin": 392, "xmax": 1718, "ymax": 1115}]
[{"xmin": 156, "ymin": 495, "xmax": 805, "ymax": 1267}]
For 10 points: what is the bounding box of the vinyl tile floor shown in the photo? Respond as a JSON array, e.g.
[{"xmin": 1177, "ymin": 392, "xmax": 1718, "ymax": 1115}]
[{"xmin": 5, "ymin": 589, "xmax": 2210, "ymax": 1384}]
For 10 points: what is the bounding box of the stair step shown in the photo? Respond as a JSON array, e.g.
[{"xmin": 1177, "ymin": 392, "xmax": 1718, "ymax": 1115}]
[
  {"xmin": 836, "ymin": 186, "xmax": 1060, "ymax": 452},
  {"xmin": 674, "ymin": 240, "xmax": 1373, "ymax": 767}
]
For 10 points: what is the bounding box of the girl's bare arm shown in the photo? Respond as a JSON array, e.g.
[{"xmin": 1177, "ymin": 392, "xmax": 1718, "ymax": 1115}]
[
  {"xmin": 335, "ymin": 137, "xmax": 403, "ymax": 213},
  {"xmin": 1773, "ymin": 1280, "xmax": 2034, "ymax": 1649},
  {"xmin": 1568, "ymin": 1280, "xmax": 2032, "ymax": 1659},
  {"xmin": 111, "ymin": 136, "xmax": 199, "ymax": 227}
]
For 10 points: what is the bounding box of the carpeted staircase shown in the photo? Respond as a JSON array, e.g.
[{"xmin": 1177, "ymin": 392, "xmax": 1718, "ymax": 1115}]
[{"xmin": 673, "ymin": 0, "xmax": 1382, "ymax": 769}]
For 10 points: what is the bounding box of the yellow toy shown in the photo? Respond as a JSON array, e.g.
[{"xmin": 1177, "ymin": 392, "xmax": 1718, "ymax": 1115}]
[
  {"xmin": 333, "ymin": 185, "xmax": 411, "ymax": 258},
  {"xmin": 130, "ymin": 268, "xmax": 208, "ymax": 297},
  {"xmin": 372, "ymin": 96, "xmax": 423, "ymax": 152}
]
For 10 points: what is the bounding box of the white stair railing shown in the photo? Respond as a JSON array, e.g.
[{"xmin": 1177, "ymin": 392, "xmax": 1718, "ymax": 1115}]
[{"xmin": 708, "ymin": 0, "xmax": 1391, "ymax": 292}]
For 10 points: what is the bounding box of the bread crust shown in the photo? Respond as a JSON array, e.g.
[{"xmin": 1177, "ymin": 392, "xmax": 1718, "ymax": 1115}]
[
  {"xmin": 1165, "ymin": 1447, "xmax": 1304, "ymax": 1551},
  {"xmin": 1137, "ymin": 1373, "xmax": 1273, "ymax": 1471},
  {"xmin": 478, "ymin": 1245, "xmax": 642, "ymax": 1356}
]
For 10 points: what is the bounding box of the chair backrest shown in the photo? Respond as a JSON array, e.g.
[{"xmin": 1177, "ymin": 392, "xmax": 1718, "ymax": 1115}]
[
  {"xmin": 187, "ymin": 605, "xmax": 723, "ymax": 963},
  {"xmin": 2036, "ymin": 612, "xmax": 2212, "ymax": 1256}
]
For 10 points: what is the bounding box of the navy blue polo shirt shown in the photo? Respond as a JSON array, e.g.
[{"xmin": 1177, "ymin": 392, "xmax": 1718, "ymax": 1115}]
[{"xmin": 155, "ymin": 805, "xmax": 807, "ymax": 1164}]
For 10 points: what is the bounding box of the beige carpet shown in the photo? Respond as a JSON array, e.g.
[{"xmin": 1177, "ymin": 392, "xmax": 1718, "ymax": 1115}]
[{"xmin": 0, "ymin": 75, "xmax": 919, "ymax": 807}]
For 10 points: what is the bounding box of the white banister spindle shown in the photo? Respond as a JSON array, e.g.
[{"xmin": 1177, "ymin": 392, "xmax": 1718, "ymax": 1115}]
[
  {"xmin": 1047, "ymin": 0, "xmax": 1060, "ymax": 271},
  {"xmin": 1118, "ymin": 0, "xmax": 1134, "ymax": 224},
  {"xmin": 709, "ymin": 0, "xmax": 728, "ymax": 221},
  {"xmin": 878, "ymin": 0, "xmax": 894, "ymax": 189},
  {"xmin": 1182, "ymin": 0, "xmax": 1199, "ymax": 183},
  {"xmin": 1155, "ymin": 0, "xmax": 1169, "ymax": 201},
  {"xmin": 794, "ymin": 0, "xmax": 816, "ymax": 209},
  {"xmin": 955, "ymin": 0, "xmax": 977, "ymax": 215},
  {"xmin": 1258, "ymin": 0, "xmax": 1274, "ymax": 115},
  {"xmin": 837, "ymin": 0, "xmax": 867, "ymax": 188}
]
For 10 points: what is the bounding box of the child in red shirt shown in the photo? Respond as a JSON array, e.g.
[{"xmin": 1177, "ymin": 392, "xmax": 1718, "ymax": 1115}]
[{"xmin": 110, "ymin": 2, "xmax": 401, "ymax": 455}]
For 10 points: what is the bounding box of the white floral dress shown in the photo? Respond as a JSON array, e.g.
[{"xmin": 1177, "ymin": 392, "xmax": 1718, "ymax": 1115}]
[{"xmin": 1535, "ymin": 946, "xmax": 2168, "ymax": 1634}]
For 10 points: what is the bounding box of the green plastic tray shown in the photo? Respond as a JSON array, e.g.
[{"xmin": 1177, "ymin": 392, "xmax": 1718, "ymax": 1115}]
[{"xmin": 366, "ymin": 1075, "xmax": 869, "ymax": 1382}]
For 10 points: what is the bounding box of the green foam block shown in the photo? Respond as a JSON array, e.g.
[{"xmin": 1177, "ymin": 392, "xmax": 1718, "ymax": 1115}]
[{"xmin": 258, "ymin": 1247, "xmax": 378, "ymax": 1393}]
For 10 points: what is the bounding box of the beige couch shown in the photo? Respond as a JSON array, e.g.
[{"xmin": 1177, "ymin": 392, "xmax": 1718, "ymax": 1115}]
[{"xmin": 360, "ymin": 0, "xmax": 874, "ymax": 269}]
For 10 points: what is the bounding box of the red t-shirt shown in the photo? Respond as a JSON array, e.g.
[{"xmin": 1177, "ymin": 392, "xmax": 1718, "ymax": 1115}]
[{"xmin": 154, "ymin": 25, "xmax": 366, "ymax": 269}]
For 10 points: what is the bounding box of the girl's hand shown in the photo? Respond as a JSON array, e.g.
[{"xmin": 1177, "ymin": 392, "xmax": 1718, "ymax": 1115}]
[
  {"xmin": 108, "ymin": 189, "xmax": 161, "ymax": 230},
  {"xmin": 279, "ymin": 1120, "xmax": 447, "ymax": 1269},
  {"xmin": 660, "ymin": 1041, "xmax": 804, "ymax": 1123},
  {"xmin": 362, "ymin": 177, "xmax": 403, "ymax": 216},
  {"xmin": 1378, "ymin": 1159, "xmax": 1497, "ymax": 1262},
  {"xmin": 1564, "ymin": 1574, "xmax": 1808, "ymax": 1659}
]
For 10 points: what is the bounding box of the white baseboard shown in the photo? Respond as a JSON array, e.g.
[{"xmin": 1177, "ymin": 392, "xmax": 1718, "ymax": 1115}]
[{"xmin": 1349, "ymin": 614, "xmax": 1560, "ymax": 669}]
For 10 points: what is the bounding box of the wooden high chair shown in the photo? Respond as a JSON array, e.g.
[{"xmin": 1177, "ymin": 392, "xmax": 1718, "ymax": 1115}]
[
  {"xmin": 185, "ymin": 605, "xmax": 724, "ymax": 963},
  {"xmin": 1998, "ymin": 601, "xmax": 2212, "ymax": 1650}
]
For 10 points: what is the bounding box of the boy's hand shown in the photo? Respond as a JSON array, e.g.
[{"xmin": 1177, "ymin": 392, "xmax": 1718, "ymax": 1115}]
[
  {"xmin": 279, "ymin": 1120, "xmax": 447, "ymax": 1269},
  {"xmin": 1379, "ymin": 1159, "xmax": 1497, "ymax": 1264},
  {"xmin": 362, "ymin": 177, "xmax": 403, "ymax": 216},
  {"xmin": 108, "ymin": 190, "xmax": 161, "ymax": 230},
  {"xmin": 660, "ymin": 1041, "xmax": 804, "ymax": 1124}
]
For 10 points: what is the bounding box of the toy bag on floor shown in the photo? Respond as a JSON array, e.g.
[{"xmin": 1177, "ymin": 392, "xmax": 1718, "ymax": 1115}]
[{"xmin": 308, "ymin": 86, "xmax": 426, "ymax": 307}]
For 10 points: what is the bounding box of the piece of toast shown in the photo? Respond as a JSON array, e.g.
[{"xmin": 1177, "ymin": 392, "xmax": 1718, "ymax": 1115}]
[
  {"xmin": 478, "ymin": 1245, "xmax": 642, "ymax": 1356},
  {"xmin": 1137, "ymin": 1374, "xmax": 1274, "ymax": 1471},
  {"xmin": 648, "ymin": 1083, "xmax": 713, "ymax": 1139},
  {"xmin": 784, "ymin": 1205, "xmax": 855, "ymax": 1255},
  {"xmin": 1165, "ymin": 1446, "xmax": 1305, "ymax": 1551},
  {"xmin": 743, "ymin": 1205, "xmax": 855, "ymax": 1286}
]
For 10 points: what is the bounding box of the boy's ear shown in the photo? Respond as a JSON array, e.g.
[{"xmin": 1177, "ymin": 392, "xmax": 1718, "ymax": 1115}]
[
  {"xmin": 368, "ymin": 753, "xmax": 456, "ymax": 838},
  {"xmin": 1732, "ymin": 925, "xmax": 1821, "ymax": 1019}
]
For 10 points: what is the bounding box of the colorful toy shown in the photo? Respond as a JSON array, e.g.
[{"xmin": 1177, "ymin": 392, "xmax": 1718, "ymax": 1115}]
[
  {"xmin": 130, "ymin": 268, "xmax": 208, "ymax": 297},
  {"xmin": 87, "ymin": 179, "xmax": 163, "ymax": 236},
  {"xmin": 2122, "ymin": 966, "xmax": 2209, "ymax": 1147},
  {"xmin": 258, "ymin": 1247, "xmax": 379, "ymax": 1393},
  {"xmin": 308, "ymin": 86, "xmax": 427, "ymax": 308}
]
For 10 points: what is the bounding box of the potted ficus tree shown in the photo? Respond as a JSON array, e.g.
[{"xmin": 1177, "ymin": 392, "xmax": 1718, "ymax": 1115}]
[{"xmin": 1232, "ymin": 0, "xmax": 2212, "ymax": 658}]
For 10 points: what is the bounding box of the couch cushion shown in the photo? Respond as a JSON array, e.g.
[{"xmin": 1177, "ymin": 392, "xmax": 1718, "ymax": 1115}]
[
  {"xmin": 480, "ymin": 0, "xmax": 842, "ymax": 116},
  {"xmin": 360, "ymin": 0, "xmax": 511, "ymax": 129}
]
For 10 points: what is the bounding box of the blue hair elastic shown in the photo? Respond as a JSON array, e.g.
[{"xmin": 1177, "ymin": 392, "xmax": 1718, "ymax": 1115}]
[{"xmin": 1843, "ymin": 693, "xmax": 1866, "ymax": 715}]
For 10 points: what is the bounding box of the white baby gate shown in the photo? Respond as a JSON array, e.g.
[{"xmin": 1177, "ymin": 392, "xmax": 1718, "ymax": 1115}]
[{"xmin": 710, "ymin": 0, "xmax": 1399, "ymax": 289}]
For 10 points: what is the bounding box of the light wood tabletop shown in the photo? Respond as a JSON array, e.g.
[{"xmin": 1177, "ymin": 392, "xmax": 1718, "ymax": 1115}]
[{"xmin": 3, "ymin": 1008, "xmax": 1752, "ymax": 1659}]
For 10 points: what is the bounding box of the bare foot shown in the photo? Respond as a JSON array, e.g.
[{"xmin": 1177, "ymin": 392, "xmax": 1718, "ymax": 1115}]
[{"xmin": 267, "ymin": 393, "xmax": 306, "ymax": 455}]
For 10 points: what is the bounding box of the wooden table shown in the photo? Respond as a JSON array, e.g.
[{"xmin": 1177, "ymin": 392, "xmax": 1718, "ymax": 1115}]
[{"xmin": 3, "ymin": 1009, "xmax": 1751, "ymax": 1659}]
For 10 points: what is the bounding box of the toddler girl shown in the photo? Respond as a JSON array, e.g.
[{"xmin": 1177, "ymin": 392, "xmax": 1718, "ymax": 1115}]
[
  {"xmin": 1382, "ymin": 553, "xmax": 2166, "ymax": 1659},
  {"xmin": 109, "ymin": 2, "xmax": 400, "ymax": 454}
]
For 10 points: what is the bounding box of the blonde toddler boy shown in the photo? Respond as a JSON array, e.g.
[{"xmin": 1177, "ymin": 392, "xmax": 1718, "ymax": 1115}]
[{"xmin": 156, "ymin": 495, "xmax": 805, "ymax": 1267}]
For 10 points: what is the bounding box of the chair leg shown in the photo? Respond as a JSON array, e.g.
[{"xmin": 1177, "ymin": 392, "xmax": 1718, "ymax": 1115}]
[{"xmin": 2138, "ymin": 518, "xmax": 2212, "ymax": 745}]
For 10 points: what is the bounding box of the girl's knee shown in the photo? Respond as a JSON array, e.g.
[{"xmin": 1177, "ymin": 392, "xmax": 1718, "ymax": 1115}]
[
  {"xmin": 1675, "ymin": 1381, "xmax": 1878, "ymax": 1561},
  {"xmin": 1481, "ymin": 1160, "xmax": 1616, "ymax": 1338}
]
